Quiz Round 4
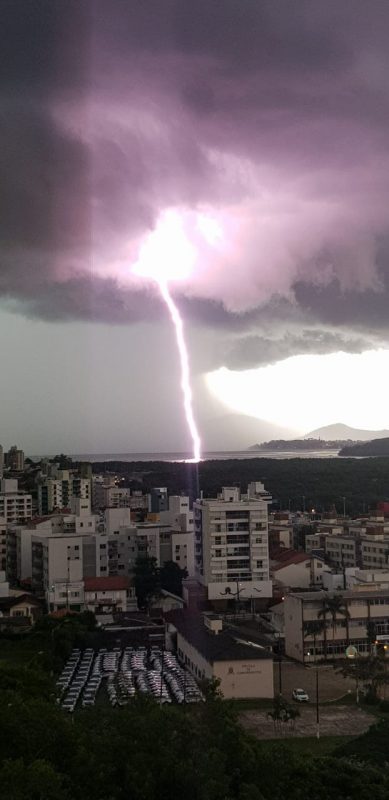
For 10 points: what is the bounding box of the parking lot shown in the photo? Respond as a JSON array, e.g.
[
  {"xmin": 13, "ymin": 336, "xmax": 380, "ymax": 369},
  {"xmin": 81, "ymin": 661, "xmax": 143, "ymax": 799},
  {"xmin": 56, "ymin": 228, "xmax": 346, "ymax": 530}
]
[
  {"xmin": 56, "ymin": 647, "xmax": 204, "ymax": 713},
  {"xmin": 275, "ymin": 659, "xmax": 355, "ymax": 702}
]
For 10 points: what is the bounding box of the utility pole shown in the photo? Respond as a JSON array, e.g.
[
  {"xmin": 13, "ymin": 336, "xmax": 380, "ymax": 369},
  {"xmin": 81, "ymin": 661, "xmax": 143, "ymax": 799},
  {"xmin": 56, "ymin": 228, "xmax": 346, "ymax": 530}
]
[
  {"xmin": 302, "ymin": 496, "xmax": 306, "ymax": 514},
  {"xmin": 342, "ymin": 496, "xmax": 346, "ymax": 518},
  {"xmin": 316, "ymin": 664, "xmax": 320, "ymax": 739},
  {"xmin": 66, "ymin": 557, "xmax": 70, "ymax": 611}
]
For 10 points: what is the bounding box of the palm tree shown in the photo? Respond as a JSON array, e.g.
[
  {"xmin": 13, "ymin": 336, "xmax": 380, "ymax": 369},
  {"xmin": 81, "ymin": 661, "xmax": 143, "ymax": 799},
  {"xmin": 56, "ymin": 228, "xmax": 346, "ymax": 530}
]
[
  {"xmin": 304, "ymin": 619, "xmax": 325, "ymax": 661},
  {"xmin": 318, "ymin": 594, "xmax": 350, "ymax": 659},
  {"xmin": 323, "ymin": 595, "xmax": 350, "ymax": 657},
  {"xmin": 318, "ymin": 597, "xmax": 330, "ymax": 660}
]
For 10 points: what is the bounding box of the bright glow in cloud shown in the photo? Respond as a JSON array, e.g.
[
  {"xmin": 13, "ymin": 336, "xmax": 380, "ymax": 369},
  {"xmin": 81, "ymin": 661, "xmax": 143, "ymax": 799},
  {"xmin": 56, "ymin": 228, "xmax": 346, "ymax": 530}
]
[
  {"xmin": 132, "ymin": 209, "xmax": 197, "ymax": 283},
  {"xmin": 206, "ymin": 350, "xmax": 389, "ymax": 433}
]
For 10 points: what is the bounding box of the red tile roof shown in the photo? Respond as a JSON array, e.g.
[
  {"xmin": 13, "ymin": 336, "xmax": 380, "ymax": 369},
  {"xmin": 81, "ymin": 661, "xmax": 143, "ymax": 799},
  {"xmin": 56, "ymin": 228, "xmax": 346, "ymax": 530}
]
[
  {"xmin": 84, "ymin": 576, "xmax": 130, "ymax": 592},
  {"xmin": 273, "ymin": 550, "xmax": 310, "ymax": 570}
]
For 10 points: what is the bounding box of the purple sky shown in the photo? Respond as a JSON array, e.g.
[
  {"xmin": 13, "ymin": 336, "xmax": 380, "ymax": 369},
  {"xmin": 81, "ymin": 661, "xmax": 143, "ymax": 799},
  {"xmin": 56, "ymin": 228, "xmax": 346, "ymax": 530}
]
[{"xmin": 1, "ymin": 1, "xmax": 389, "ymax": 450}]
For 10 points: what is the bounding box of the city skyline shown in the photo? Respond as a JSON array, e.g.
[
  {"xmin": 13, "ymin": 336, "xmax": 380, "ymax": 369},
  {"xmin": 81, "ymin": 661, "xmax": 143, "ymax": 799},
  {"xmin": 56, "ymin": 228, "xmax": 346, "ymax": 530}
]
[{"xmin": 2, "ymin": 2, "xmax": 389, "ymax": 451}]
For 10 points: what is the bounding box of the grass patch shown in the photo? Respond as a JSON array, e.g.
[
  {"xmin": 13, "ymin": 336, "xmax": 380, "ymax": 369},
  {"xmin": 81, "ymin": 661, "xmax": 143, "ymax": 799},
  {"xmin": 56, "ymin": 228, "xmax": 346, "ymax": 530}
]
[
  {"xmin": 0, "ymin": 632, "xmax": 50, "ymax": 666},
  {"xmin": 258, "ymin": 735, "xmax": 355, "ymax": 757}
]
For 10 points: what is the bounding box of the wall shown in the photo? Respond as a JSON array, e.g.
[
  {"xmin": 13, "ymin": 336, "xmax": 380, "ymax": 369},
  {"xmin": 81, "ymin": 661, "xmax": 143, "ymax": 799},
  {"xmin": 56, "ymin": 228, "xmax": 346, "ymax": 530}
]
[
  {"xmin": 284, "ymin": 595, "xmax": 304, "ymax": 660},
  {"xmin": 214, "ymin": 658, "xmax": 274, "ymax": 699}
]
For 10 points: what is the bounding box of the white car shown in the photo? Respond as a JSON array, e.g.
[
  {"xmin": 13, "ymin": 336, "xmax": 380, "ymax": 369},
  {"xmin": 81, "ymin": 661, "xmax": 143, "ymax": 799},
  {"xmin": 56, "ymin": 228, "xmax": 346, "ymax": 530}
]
[{"xmin": 292, "ymin": 688, "xmax": 309, "ymax": 702}]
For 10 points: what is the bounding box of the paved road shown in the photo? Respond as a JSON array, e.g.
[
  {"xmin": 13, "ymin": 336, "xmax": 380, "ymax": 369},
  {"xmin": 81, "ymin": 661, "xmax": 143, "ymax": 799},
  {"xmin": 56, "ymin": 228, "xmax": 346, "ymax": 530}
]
[{"xmin": 275, "ymin": 660, "xmax": 354, "ymax": 702}]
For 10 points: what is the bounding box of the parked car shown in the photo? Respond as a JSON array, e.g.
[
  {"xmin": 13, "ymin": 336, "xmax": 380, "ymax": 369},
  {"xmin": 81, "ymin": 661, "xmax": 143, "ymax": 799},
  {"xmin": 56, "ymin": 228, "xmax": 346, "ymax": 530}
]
[{"xmin": 292, "ymin": 688, "xmax": 309, "ymax": 702}]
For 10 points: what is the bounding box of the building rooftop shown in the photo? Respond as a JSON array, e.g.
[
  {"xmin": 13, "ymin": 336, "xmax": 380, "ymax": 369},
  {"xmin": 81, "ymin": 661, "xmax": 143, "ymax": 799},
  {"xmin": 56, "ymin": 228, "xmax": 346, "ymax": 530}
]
[
  {"xmin": 0, "ymin": 593, "xmax": 43, "ymax": 611},
  {"xmin": 167, "ymin": 610, "xmax": 273, "ymax": 664},
  {"xmin": 272, "ymin": 550, "xmax": 310, "ymax": 569}
]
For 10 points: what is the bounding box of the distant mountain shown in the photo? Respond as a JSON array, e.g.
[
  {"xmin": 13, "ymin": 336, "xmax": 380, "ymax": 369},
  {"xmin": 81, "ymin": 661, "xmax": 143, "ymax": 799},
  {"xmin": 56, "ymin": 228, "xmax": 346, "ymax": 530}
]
[
  {"xmin": 339, "ymin": 438, "xmax": 389, "ymax": 457},
  {"xmin": 304, "ymin": 423, "xmax": 389, "ymax": 441}
]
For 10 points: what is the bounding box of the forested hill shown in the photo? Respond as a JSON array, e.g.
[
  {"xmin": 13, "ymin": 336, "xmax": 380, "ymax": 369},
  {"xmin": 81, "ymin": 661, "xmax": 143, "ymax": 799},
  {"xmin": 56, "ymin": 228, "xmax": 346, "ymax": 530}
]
[
  {"xmin": 249, "ymin": 438, "xmax": 352, "ymax": 451},
  {"xmin": 339, "ymin": 438, "xmax": 389, "ymax": 456},
  {"xmin": 86, "ymin": 457, "xmax": 389, "ymax": 514}
]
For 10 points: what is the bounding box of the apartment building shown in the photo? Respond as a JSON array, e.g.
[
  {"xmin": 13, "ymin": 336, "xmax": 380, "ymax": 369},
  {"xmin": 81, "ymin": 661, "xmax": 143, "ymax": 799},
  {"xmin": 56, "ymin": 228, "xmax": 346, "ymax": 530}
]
[
  {"xmin": 159, "ymin": 495, "xmax": 195, "ymax": 576},
  {"xmin": 5, "ymin": 446, "xmax": 25, "ymax": 472},
  {"xmin": 37, "ymin": 469, "xmax": 91, "ymax": 515},
  {"xmin": 193, "ymin": 482, "xmax": 272, "ymax": 603},
  {"xmin": 284, "ymin": 587, "xmax": 389, "ymax": 662},
  {"xmin": 0, "ymin": 517, "xmax": 6, "ymax": 572},
  {"xmin": 148, "ymin": 487, "xmax": 168, "ymax": 513},
  {"xmin": 324, "ymin": 533, "xmax": 359, "ymax": 569},
  {"xmin": 0, "ymin": 479, "xmax": 32, "ymax": 524}
]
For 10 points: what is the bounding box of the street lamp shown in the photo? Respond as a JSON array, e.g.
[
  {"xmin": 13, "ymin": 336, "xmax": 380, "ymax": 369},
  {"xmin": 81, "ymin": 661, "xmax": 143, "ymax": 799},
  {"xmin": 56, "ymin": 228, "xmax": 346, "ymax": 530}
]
[
  {"xmin": 316, "ymin": 664, "xmax": 320, "ymax": 739},
  {"xmin": 274, "ymin": 633, "xmax": 283, "ymax": 695}
]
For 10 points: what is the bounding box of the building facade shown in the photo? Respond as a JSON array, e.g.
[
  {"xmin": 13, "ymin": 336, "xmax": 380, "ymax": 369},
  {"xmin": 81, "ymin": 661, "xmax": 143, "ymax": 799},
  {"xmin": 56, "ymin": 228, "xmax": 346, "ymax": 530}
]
[
  {"xmin": 284, "ymin": 588, "xmax": 389, "ymax": 662},
  {"xmin": 194, "ymin": 483, "xmax": 272, "ymax": 602}
]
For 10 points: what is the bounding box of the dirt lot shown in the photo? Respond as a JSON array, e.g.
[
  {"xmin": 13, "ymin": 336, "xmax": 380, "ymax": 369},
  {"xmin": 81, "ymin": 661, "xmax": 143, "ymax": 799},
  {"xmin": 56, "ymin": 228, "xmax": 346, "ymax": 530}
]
[
  {"xmin": 274, "ymin": 659, "xmax": 354, "ymax": 702},
  {"xmin": 240, "ymin": 705, "xmax": 375, "ymax": 739}
]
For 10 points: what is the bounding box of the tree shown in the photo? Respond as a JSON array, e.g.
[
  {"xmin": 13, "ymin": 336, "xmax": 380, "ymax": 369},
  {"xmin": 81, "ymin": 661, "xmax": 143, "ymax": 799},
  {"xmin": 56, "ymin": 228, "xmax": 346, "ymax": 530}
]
[
  {"xmin": 160, "ymin": 560, "xmax": 187, "ymax": 597},
  {"xmin": 304, "ymin": 619, "xmax": 325, "ymax": 660},
  {"xmin": 337, "ymin": 655, "xmax": 389, "ymax": 701},
  {"xmin": 267, "ymin": 695, "xmax": 300, "ymax": 735},
  {"xmin": 366, "ymin": 619, "xmax": 377, "ymax": 654},
  {"xmin": 133, "ymin": 556, "xmax": 160, "ymax": 610},
  {"xmin": 319, "ymin": 594, "xmax": 349, "ymax": 657}
]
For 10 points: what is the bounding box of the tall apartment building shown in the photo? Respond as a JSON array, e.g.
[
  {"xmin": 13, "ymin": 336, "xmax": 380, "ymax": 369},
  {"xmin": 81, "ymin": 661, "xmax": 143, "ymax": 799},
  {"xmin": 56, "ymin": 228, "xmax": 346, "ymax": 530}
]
[
  {"xmin": 148, "ymin": 487, "xmax": 168, "ymax": 514},
  {"xmin": 159, "ymin": 495, "xmax": 195, "ymax": 575},
  {"xmin": 31, "ymin": 530, "xmax": 99, "ymax": 608},
  {"xmin": 0, "ymin": 479, "xmax": 32, "ymax": 524},
  {"xmin": 0, "ymin": 517, "xmax": 6, "ymax": 572},
  {"xmin": 0, "ymin": 445, "xmax": 3, "ymax": 479},
  {"xmin": 37, "ymin": 469, "xmax": 91, "ymax": 515},
  {"xmin": 193, "ymin": 482, "xmax": 273, "ymax": 602},
  {"xmin": 5, "ymin": 446, "xmax": 25, "ymax": 472},
  {"xmin": 6, "ymin": 501, "xmax": 98, "ymax": 587}
]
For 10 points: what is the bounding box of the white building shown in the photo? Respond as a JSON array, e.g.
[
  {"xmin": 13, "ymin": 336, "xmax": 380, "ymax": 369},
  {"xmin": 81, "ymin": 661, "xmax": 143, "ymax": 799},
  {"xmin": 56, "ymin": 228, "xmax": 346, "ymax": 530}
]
[
  {"xmin": 193, "ymin": 483, "xmax": 273, "ymax": 603},
  {"xmin": 159, "ymin": 495, "xmax": 195, "ymax": 576},
  {"xmin": 0, "ymin": 479, "xmax": 32, "ymax": 524},
  {"xmin": 271, "ymin": 551, "xmax": 331, "ymax": 590},
  {"xmin": 84, "ymin": 576, "xmax": 136, "ymax": 613},
  {"xmin": 168, "ymin": 612, "xmax": 274, "ymax": 699},
  {"xmin": 37, "ymin": 469, "xmax": 91, "ymax": 515},
  {"xmin": 0, "ymin": 517, "xmax": 6, "ymax": 572}
]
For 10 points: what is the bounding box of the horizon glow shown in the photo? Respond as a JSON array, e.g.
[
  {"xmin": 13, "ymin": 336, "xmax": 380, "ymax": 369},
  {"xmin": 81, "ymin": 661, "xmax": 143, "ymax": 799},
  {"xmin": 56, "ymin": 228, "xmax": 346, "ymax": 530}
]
[
  {"xmin": 132, "ymin": 209, "xmax": 202, "ymax": 462},
  {"xmin": 206, "ymin": 349, "xmax": 389, "ymax": 433}
]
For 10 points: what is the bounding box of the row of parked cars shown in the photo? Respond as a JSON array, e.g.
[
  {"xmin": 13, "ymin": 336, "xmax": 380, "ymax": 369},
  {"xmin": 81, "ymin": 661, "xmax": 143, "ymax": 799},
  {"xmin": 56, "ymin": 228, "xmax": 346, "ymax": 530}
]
[
  {"xmin": 57, "ymin": 648, "xmax": 96, "ymax": 713},
  {"xmin": 57, "ymin": 646, "xmax": 204, "ymax": 712}
]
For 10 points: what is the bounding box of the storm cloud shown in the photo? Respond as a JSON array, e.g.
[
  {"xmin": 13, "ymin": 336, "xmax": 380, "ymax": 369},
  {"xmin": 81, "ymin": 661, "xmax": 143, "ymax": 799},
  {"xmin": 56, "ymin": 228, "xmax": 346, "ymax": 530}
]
[{"xmin": 1, "ymin": 0, "xmax": 389, "ymax": 368}]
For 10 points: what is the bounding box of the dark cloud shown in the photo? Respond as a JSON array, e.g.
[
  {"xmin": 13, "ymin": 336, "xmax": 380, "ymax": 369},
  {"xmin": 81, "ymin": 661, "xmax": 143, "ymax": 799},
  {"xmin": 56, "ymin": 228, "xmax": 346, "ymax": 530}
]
[
  {"xmin": 224, "ymin": 330, "xmax": 372, "ymax": 371},
  {"xmin": 1, "ymin": 0, "xmax": 389, "ymax": 367}
]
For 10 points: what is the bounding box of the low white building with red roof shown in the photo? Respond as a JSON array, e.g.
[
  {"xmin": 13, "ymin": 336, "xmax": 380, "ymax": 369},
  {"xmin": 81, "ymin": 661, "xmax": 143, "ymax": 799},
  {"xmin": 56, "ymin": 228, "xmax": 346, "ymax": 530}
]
[
  {"xmin": 83, "ymin": 576, "xmax": 136, "ymax": 613},
  {"xmin": 271, "ymin": 549, "xmax": 330, "ymax": 591}
]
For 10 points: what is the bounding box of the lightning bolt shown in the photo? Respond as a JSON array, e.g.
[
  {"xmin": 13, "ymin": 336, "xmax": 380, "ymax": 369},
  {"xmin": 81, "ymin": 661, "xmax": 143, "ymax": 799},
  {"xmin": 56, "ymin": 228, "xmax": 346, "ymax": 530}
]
[{"xmin": 157, "ymin": 279, "xmax": 201, "ymax": 463}]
